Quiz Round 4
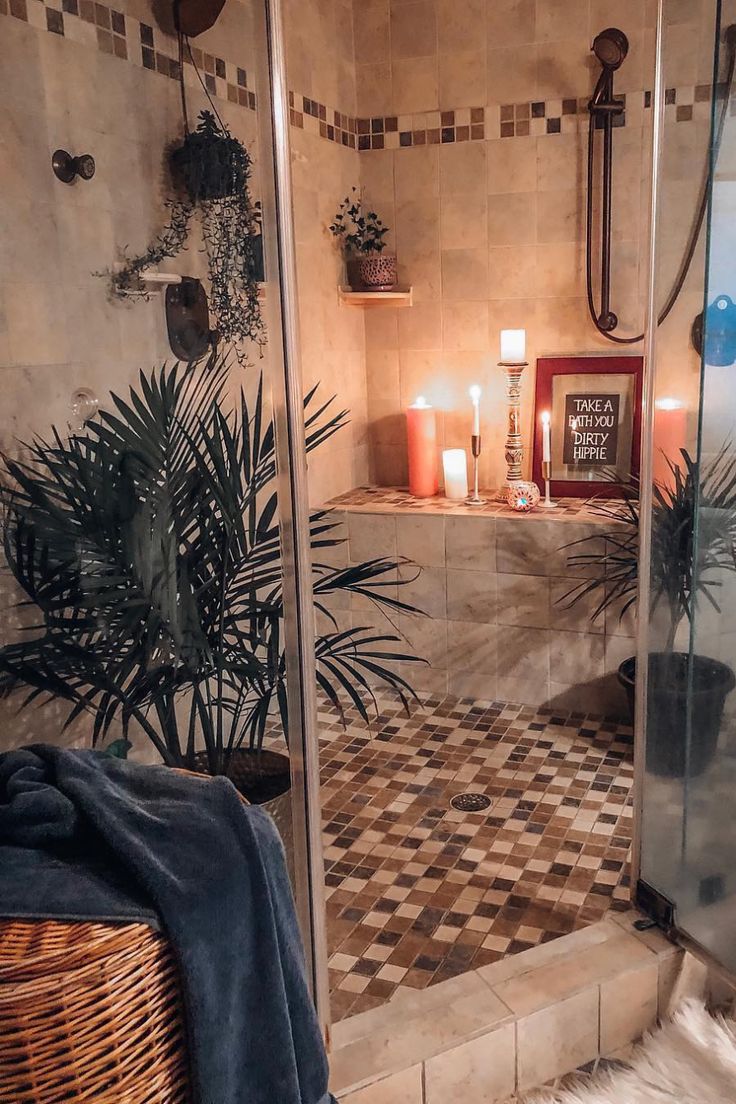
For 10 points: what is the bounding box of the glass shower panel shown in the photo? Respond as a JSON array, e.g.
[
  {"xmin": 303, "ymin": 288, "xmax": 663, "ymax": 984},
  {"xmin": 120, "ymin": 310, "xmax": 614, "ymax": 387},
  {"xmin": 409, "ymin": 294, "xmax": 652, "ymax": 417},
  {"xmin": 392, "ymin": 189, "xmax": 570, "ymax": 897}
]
[
  {"xmin": 639, "ymin": 0, "xmax": 736, "ymax": 969},
  {"xmin": 0, "ymin": 0, "xmax": 327, "ymax": 1019}
]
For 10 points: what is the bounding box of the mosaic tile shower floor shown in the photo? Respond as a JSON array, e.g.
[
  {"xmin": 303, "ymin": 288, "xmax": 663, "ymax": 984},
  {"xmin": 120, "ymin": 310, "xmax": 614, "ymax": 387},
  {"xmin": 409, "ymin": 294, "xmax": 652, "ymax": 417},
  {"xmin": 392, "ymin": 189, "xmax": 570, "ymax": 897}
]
[{"xmin": 320, "ymin": 693, "xmax": 634, "ymax": 1023}]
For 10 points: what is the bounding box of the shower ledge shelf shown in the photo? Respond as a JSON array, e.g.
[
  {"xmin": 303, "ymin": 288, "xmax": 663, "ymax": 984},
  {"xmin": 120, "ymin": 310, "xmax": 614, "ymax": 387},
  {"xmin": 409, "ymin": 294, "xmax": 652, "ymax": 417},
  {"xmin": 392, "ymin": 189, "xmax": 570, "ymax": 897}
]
[{"xmin": 338, "ymin": 286, "xmax": 413, "ymax": 307}]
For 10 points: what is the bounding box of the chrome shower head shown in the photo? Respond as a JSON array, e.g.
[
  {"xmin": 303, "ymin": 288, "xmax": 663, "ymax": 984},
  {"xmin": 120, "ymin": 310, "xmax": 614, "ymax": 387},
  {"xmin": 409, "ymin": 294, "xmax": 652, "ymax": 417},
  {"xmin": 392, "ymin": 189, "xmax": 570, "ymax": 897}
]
[{"xmin": 592, "ymin": 27, "xmax": 629, "ymax": 70}]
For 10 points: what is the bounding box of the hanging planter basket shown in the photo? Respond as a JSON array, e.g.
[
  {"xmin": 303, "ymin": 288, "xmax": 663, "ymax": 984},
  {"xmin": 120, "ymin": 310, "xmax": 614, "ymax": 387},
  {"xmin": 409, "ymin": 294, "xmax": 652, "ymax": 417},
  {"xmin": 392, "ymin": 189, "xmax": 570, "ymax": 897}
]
[
  {"xmin": 104, "ymin": 110, "xmax": 265, "ymax": 360},
  {"xmin": 170, "ymin": 110, "xmax": 249, "ymax": 202}
]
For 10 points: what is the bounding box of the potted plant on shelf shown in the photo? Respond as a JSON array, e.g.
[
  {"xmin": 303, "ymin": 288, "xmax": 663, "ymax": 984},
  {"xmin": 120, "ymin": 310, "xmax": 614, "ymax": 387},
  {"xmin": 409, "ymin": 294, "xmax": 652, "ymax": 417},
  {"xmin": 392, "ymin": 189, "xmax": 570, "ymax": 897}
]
[
  {"xmin": 329, "ymin": 187, "xmax": 395, "ymax": 291},
  {"xmin": 558, "ymin": 446, "xmax": 736, "ymax": 777},
  {"xmin": 0, "ymin": 358, "xmax": 421, "ymax": 820}
]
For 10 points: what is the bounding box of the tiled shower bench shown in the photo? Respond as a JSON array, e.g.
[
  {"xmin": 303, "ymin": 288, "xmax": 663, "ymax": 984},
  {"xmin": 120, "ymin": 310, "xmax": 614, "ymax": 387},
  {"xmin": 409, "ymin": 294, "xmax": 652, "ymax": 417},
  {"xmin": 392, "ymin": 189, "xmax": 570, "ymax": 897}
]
[{"xmin": 320, "ymin": 487, "xmax": 635, "ymax": 718}]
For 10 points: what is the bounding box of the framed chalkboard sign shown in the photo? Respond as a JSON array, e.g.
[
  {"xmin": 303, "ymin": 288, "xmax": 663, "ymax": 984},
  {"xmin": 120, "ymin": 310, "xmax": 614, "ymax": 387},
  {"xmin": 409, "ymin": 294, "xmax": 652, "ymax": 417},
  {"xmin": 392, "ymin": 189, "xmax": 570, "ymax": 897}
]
[{"xmin": 532, "ymin": 356, "xmax": 643, "ymax": 498}]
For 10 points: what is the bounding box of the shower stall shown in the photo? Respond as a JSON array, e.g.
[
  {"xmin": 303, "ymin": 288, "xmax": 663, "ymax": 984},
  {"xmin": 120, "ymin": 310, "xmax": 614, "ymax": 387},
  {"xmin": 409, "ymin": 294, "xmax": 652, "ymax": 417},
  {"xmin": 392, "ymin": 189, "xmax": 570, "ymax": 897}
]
[{"xmin": 3, "ymin": 0, "xmax": 736, "ymax": 1064}]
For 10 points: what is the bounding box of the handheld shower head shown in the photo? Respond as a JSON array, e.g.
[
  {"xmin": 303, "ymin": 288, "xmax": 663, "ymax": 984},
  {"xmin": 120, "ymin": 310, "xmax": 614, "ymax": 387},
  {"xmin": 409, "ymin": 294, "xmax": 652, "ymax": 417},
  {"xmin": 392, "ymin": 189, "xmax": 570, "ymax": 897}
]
[{"xmin": 592, "ymin": 27, "xmax": 629, "ymax": 70}]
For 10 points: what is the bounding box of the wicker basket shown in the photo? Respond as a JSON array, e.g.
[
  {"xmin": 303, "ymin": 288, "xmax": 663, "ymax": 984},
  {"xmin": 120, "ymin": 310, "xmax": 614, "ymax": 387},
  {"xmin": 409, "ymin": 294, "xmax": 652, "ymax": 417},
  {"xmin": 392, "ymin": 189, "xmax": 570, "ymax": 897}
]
[{"xmin": 0, "ymin": 919, "xmax": 190, "ymax": 1103}]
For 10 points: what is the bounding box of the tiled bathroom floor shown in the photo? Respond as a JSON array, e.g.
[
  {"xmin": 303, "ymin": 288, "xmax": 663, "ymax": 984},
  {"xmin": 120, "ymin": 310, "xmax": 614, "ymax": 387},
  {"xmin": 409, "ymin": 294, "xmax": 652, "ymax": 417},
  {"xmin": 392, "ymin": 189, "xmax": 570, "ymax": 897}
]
[{"xmin": 320, "ymin": 693, "xmax": 634, "ymax": 1023}]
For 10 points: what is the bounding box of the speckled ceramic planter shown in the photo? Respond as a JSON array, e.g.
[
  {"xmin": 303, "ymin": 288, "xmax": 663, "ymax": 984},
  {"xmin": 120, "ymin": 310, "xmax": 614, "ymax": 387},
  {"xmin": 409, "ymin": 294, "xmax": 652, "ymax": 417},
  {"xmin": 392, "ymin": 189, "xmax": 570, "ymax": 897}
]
[{"xmin": 347, "ymin": 253, "xmax": 397, "ymax": 291}]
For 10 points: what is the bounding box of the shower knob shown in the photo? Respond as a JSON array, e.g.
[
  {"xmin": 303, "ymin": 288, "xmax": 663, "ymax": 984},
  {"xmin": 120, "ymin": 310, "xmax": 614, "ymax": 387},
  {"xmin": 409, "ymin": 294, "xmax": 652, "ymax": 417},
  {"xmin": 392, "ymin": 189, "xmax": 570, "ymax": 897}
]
[{"xmin": 52, "ymin": 149, "xmax": 96, "ymax": 184}]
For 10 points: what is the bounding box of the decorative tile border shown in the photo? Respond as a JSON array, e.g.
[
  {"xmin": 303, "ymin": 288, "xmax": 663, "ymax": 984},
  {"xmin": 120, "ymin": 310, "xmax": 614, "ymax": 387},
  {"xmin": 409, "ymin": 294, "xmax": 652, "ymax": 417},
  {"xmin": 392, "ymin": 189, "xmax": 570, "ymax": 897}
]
[
  {"xmin": 2, "ymin": 0, "xmax": 721, "ymax": 153},
  {"xmin": 2, "ymin": 0, "xmax": 256, "ymax": 111},
  {"xmin": 353, "ymin": 86, "xmax": 721, "ymax": 151},
  {"xmin": 289, "ymin": 91, "xmax": 357, "ymax": 149}
]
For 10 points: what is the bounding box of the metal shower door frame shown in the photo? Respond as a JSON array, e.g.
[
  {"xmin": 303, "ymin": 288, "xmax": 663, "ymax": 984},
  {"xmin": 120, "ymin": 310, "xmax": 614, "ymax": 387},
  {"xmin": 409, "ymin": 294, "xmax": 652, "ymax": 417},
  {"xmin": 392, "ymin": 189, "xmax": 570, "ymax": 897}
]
[{"xmin": 253, "ymin": 0, "xmax": 331, "ymax": 1039}]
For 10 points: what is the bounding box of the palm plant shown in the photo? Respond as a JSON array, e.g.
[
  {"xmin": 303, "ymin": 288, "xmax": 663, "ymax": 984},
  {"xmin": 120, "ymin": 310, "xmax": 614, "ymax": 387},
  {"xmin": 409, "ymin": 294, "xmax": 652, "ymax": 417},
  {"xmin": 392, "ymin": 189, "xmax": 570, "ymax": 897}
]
[
  {"xmin": 0, "ymin": 359, "xmax": 421, "ymax": 776},
  {"xmin": 560, "ymin": 444, "xmax": 736, "ymax": 650}
]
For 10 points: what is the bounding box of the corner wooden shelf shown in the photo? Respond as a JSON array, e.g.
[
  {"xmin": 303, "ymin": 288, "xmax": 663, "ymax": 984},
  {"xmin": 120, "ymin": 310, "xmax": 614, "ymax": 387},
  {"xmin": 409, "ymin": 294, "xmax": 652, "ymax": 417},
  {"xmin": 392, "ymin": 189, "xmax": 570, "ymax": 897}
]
[{"xmin": 338, "ymin": 287, "xmax": 413, "ymax": 308}]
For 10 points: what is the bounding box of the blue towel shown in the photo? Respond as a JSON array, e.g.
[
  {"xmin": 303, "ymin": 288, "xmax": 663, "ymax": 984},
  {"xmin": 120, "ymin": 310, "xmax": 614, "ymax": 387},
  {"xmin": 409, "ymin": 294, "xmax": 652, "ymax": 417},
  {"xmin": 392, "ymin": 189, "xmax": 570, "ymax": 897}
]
[{"xmin": 0, "ymin": 746, "xmax": 335, "ymax": 1104}]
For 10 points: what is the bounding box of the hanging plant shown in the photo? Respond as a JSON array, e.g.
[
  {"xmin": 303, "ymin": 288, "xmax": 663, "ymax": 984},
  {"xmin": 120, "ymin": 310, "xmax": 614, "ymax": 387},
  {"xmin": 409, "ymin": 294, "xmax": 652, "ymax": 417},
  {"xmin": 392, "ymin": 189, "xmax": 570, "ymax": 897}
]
[{"xmin": 104, "ymin": 110, "xmax": 265, "ymax": 361}]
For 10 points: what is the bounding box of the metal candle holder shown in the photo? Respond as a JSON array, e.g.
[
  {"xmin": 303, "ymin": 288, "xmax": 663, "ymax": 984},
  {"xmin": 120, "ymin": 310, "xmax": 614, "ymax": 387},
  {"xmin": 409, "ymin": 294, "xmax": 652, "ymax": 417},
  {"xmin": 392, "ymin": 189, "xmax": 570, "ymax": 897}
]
[
  {"xmin": 499, "ymin": 359, "xmax": 528, "ymax": 495},
  {"xmin": 539, "ymin": 460, "xmax": 558, "ymax": 509},
  {"xmin": 466, "ymin": 434, "xmax": 486, "ymax": 505}
]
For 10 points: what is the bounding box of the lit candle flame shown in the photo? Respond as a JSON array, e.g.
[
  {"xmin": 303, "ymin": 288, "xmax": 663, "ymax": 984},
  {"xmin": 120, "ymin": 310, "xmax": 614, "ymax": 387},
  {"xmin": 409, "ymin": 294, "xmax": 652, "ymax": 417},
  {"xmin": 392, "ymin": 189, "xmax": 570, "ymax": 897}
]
[
  {"xmin": 469, "ymin": 385, "xmax": 481, "ymax": 403},
  {"xmin": 541, "ymin": 410, "xmax": 550, "ymax": 426},
  {"xmin": 412, "ymin": 395, "xmax": 430, "ymax": 408}
]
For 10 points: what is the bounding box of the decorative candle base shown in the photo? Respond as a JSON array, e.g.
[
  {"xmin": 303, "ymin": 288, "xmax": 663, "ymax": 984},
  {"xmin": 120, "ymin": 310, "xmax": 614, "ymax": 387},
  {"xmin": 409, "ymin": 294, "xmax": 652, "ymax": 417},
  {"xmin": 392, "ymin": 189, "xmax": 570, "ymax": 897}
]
[
  {"xmin": 538, "ymin": 460, "xmax": 558, "ymax": 509},
  {"xmin": 466, "ymin": 433, "xmax": 487, "ymax": 506},
  {"xmin": 500, "ymin": 359, "xmax": 528, "ymax": 496}
]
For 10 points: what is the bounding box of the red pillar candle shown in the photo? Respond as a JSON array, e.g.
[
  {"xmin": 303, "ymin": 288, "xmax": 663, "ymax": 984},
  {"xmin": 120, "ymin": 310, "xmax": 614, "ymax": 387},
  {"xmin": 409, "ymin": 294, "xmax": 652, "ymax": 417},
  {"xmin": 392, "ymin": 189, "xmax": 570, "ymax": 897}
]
[
  {"xmin": 653, "ymin": 398, "xmax": 687, "ymax": 489},
  {"xmin": 406, "ymin": 396, "xmax": 438, "ymax": 497}
]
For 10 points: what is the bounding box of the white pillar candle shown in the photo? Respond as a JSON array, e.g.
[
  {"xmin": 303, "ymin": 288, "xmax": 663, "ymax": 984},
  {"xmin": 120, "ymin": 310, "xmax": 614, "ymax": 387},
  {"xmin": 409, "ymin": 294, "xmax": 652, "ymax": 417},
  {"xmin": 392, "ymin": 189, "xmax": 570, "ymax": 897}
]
[
  {"xmin": 541, "ymin": 410, "xmax": 551, "ymax": 462},
  {"xmin": 500, "ymin": 329, "xmax": 526, "ymax": 363},
  {"xmin": 442, "ymin": 449, "xmax": 468, "ymax": 499},
  {"xmin": 469, "ymin": 384, "xmax": 481, "ymax": 435}
]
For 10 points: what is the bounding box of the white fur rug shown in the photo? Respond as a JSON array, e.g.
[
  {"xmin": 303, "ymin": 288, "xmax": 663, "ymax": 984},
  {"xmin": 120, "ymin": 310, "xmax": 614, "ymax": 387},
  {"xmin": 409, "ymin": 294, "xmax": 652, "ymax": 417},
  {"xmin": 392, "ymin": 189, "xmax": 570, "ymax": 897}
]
[{"xmin": 527, "ymin": 1001, "xmax": 736, "ymax": 1103}]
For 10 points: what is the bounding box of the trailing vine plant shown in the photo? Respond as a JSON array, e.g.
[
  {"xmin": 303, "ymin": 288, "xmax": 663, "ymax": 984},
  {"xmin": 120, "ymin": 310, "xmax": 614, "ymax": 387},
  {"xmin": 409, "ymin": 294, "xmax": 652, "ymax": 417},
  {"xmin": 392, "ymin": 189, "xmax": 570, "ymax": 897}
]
[{"xmin": 103, "ymin": 67, "xmax": 266, "ymax": 363}]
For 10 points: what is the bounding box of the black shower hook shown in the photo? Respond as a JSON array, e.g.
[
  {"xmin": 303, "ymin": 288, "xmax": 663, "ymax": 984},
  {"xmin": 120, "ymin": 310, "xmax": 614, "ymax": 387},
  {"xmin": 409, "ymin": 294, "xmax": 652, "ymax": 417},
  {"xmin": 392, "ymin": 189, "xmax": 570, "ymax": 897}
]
[{"xmin": 51, "ymin": 149, "xmax": 96, "ymax": 184}]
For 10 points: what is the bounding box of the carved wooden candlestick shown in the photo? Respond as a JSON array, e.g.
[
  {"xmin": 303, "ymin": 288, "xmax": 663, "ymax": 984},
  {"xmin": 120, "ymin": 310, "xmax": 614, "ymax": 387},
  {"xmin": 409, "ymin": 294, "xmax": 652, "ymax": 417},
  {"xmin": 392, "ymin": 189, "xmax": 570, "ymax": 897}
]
[{"xmin": 499, "ymin": 359, "xmax": 528, "ymax": 495}]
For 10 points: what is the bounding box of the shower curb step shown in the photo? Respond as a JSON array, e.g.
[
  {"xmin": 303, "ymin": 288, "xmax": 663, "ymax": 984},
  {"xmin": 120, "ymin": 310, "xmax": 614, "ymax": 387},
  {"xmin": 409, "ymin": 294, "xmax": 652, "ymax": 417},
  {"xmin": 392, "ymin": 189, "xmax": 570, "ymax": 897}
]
[{"xmin": 330, "ymin": 911, "xmax": 691, "ymax": 1103}]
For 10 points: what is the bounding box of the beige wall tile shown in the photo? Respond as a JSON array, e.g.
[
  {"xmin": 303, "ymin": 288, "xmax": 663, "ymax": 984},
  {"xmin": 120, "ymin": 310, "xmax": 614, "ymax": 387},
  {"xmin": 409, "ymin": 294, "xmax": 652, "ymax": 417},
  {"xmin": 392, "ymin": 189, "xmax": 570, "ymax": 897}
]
[
  {"xmin": 600, "ymin": 962, "xmax": 658, "ymax": 1053},
  {"xmin": 536, "ymin": 38, "xmax": 597, "ymax": 99},
  {"xmin": 536, "ymin": 188, "xmax": 582, "ymax": 244},
  {"xmin": 442, "ymin": 300, "xmax": 489, "ymax": 351},
  {"xmin": 487, "ymin": 0, "xmax": 536, "ymax": 48},
  {"xmin": 442, "ymin": 249, "xmax": 490, "ymax": 300},
  {"xmin": 516, "ymin": 987, "xmax": 600, "ymax": 1091},
  {"xmin": 396, "ymin": 514, "xmax": 446, "ymax": 566},
  {"xmin": 536, "ymin": 0, "xmax": 589, "ymax": 42},
  {"xmin": 488, "ymin": 193, "xmax": 538, "ymax": 245},
  {"xmin": 498, "ymin": 572, "xmax": 551, "ymax": 628},
  {"xmin": 440, "ymin": 142, "xmax": 487, "ymax": 194},
  {"xmin": 398, "ymin": 611, "xmax": 448, "ymax": 666},
  {"xmin": 446, "ymin": 569, "xmax": 499, "ymax": 622},
  {"xmin": 447, "ymin": 618, "xmax": 499, "ymax": 673},
  {"xmin": 446, "ymin": 515, "xmax": 496, "ymax": 571},
  {"xmin": 496, "ymin": 518, "xmax": 554, "ymax": 575},
  {"xmin": 349, "ymin": 512, "xmax": 398, "ymax": 561},
  {"xmin": 488, "ymin": 245, "xmax": 538, "ymax": 300},
  {"xmin": 340, "ymin": 1065, "xmax": 424, "ymax": 1104},
  {"xmin": 487, "ymin": 44, "xmax": 539, "ymax": 102},
  {"xmin": 448, "ymin": 669, "xmax": 497, "ymax": 699},
  {"xmin": 436, "ymin": 0, "xmax": 486, "ymax": 54},
  {"xmin": 439, "ymin": 50, "xmax": 487, "ymax": 107},
  {"xmin": 424, "ymin": 1023, "xmax": 516, "ymax": 1104},
  {"xmin": 549, "ymin": 630, "xmax": 605, "ymax": 683},
  {"xmin": 497, "ymin": 625, "xmax": 550, "ymax": 682},
  {"xmin": 354, "ymin": 0, "xmax": 391, "ymax": 65},
  {"xmin": 400, "ymin": 564, "xmax": 448, "ymax": 618},
  {"xmin": 441, "ymin": 193, "xmax": 488, "ymax": 250},
  {"xmin": 487, "ymin": 138, "xmax": 538, "ymax": 194},
  {"xmin": 392, "ymin": 56, "xmax": 440, "ymax": 112},
  {"xmin": 357, "ymin": 62, "xmax": 395, "ymax": 114},
  {"xmin": 396, "ymin": 146, "xmax": 440, "ymax": 201},
  {"xmin": 391, "ymin": 1, "xmax": 438, "ymax": 60}
]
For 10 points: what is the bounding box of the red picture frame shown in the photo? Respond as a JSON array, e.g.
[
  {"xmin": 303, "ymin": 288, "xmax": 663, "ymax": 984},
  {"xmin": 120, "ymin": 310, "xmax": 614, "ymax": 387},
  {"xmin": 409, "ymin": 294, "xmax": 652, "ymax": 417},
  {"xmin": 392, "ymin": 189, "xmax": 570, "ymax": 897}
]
[{"xmin": 532, "ymin": 355, "xmax": 643, "ymax": 499}]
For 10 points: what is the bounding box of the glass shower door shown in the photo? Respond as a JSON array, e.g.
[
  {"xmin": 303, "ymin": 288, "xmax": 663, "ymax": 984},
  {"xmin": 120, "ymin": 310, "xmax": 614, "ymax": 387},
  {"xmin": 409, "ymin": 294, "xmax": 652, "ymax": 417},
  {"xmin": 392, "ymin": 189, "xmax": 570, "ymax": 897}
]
[
  {"xmin": 638, "ymin": 0, "xmax": 736, "ymax": 972},
  {"xmin": 0, "ymin": 0, "xmax": 329, "ymax": 1030}
]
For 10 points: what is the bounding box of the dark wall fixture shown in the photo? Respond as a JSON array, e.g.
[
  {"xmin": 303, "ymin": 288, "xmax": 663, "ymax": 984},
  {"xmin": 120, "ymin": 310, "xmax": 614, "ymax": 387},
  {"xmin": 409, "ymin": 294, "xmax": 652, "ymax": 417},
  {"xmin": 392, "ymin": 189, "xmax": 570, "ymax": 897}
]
[
  {"xmin": 165, "ymin": 278, "xmax": 219, "ymax": 364},
  {"xmin": 172, "ymin": 0, "xmax": 226, "ymax": 36},
  {"xmin": 151, "ymin": 0, "xmax": 226, "ymax": 37},
  {"xmin": 52, "ymin": 149, "xmax": 96, "ymax": 184},
  {"xmin": 586, "ymin": 24, "xmax": 736, "ymax": 348}
]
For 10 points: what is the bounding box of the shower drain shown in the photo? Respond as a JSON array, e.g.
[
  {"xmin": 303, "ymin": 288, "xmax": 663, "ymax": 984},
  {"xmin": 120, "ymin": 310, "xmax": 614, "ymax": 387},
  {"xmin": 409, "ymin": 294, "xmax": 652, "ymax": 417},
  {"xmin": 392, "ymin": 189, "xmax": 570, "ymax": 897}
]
[{"xmin": 449, "ymin": 792, "xmax": 492, "ymax": 813}]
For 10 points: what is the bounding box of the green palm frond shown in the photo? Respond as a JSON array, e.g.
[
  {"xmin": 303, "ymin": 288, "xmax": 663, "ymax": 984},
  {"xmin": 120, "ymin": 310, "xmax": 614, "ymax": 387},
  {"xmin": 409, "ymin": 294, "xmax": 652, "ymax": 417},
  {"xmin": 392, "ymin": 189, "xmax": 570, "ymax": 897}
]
[
  {"xmin": 557, "ymin": 444, "xmax": 736, "ymax": 647},
  {"xmin": 0, "ymin": 355, "xmax": 421, "ymax": 773}
]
